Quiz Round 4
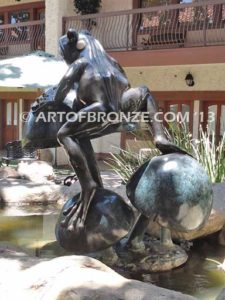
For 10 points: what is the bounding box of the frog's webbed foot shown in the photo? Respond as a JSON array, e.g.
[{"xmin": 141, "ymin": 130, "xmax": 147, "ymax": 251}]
[
  {"xmin": 60, "ymin": 187, "xmax": 97, "ymax": 231},
  {"xmin": 155, "ymin": 138, "xmax": 191, "ymax": 156}
]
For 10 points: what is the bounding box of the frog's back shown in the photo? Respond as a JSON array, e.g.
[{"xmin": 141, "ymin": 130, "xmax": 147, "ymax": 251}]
[{"xmin": 79, "ymin": 32, "xmax": 129, "ymax": 111}]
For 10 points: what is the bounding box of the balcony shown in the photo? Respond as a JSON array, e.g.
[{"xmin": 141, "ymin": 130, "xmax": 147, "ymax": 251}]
[
  {"xmin": 0, "ymin": 20, "xmax": 45, "ymax": 59},
  {"xmin": 63, "ymin": 0, "xmax": 225, "ymax": 51}
]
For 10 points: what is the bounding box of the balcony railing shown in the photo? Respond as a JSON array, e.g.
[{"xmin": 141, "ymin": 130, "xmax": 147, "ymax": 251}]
[
  {"xmin": 63, "ymin": 0, "xmax": 225, "ymax": 51},
  {"xmin": 0, "ymin": 20, "xmax": 45, "ymax": 58}
]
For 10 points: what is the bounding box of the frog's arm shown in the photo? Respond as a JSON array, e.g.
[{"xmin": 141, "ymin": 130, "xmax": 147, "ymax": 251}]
[{"xmin": 54, "ymin": 58, "xmax": 88, "ymax": 104}]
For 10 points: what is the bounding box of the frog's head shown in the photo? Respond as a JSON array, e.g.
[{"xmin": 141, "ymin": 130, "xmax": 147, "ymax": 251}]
[{"xmin": 59, "ymin": 28, "xmax": 89, "ymax": 65}]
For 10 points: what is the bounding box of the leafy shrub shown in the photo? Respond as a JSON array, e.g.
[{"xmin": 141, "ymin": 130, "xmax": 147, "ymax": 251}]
[{"xmin": 108, "ymin": 123, "xmax": 225, "ymax": 184}]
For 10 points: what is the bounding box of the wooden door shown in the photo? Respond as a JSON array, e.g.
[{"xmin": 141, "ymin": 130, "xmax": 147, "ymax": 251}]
[
  {"xmin": 2, "ymin": 99, "xmax": 19, "ymax": 146},
  {"xmin": 203, "ymin": 101, "xmax": 225, "ymax": 142}
]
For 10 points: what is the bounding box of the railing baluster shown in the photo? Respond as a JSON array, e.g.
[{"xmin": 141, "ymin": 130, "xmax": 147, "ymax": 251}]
[
  {"xmin": 63, "ymin": 0, "xmax": 225, "ymax": 52},
  {"xmin": 203, "ymin": 4, "xmax": 207, "ymax": 46},
  {"xmin": 126, "ymin": 13, "xmax": 130, "ymax": 51},
  {"xmin": 0, "ymin": 20, "xmax": 45, "ymax": 58}
]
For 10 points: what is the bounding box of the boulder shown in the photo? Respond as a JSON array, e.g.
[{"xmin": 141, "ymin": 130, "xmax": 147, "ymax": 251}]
[
  {"xmin": 0, "ymin": 166, "xmax": 20, "ymax": 179},
  {"xmin": 0, "ymin": 177, "xmax": 81, "ymax": 205},
  {"xmin": 0, "ymin": 244, "xmax": 197, "ymax": 300},
  {"xmin": 212, "ymin": 182, "xmax": 225, "ymax": 214},
  {"xmin": 0, "ymin": 171, "xmax": 120, "ymax": 206},
  {"xmin": 17, "ymin": 161, "xmax": 55, "ymax": 182},
  {"xmin": 39, "ymin": 148, "xmax": 55, "ymax": 164},
  {"xmin": 147, "ymin": 209, "xmax": 225, "ymax": 241}
]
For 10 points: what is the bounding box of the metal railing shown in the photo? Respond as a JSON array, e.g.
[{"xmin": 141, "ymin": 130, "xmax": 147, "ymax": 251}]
[
  {"xmin": 0, "ymin": 20, "xmax": 45, "ymax": 58},
  {"xmin": 63, "ymin": 0, "xmax": 225, "ymax": 51}
]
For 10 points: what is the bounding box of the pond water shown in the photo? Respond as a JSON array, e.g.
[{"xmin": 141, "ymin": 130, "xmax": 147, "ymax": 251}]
[{"xmin": 0, "ymin": 206, "xmax": 225, "ymax": 300}]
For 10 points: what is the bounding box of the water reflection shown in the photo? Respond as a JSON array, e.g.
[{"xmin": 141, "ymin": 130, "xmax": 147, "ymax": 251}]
[{"xmin": 0, "ymin": 207, "xmax": 224, "ymax": 299}]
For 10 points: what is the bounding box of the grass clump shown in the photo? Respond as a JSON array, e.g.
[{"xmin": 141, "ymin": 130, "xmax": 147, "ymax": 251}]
[{"xmin": 108, "ymin": 123, "xmax": 225, "ymax": 184}]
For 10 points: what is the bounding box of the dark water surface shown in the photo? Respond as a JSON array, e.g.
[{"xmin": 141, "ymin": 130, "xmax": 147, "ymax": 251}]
[{"xmin": 0, "ymin": 206, "xmax": 224, "ymax": 300}]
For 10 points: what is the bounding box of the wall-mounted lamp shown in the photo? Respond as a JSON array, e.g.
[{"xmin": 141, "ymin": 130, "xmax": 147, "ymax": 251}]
[{"xmin": 185, "ymin": 72, "xmax": 194, "ymax": 87}]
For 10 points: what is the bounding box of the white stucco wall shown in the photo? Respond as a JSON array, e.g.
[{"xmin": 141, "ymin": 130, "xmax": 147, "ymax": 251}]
[
  {"xmin": 126, "ymin": 63, "xmax": 225, "ymax": 91},
  {"xmin": 101, "ymin": 0, "xmax": 133, "ymax": 12},
  {"xmin": 45, "ymin": 0, "xmax": 75, "ymax": 56}
]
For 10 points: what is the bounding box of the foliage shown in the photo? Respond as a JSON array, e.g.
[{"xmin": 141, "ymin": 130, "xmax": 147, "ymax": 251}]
[
  {"xmin": 191, "ymin": 127, "xmax": 225, "ymax": 183},
  {"xmin": 73, "ymin": 0, "xmax": 102, "ymax": 15},
  {"xmin": 167, "ymin": 123, "xmax": 225, "ymax": 183},
  {"xmin": 107, "ymin": 131, "xmax": 159, "ymax": 183},
  {"xmin": 165, "ymin": 122, "xmax": 193, "ymax": 154},
  {"xmin": 108, "ymin": 123, "xmax": 225, "ymax": 184},
  {"xmin": 206, "ymin": 258, "xmax": 225, "ymax": 272}
]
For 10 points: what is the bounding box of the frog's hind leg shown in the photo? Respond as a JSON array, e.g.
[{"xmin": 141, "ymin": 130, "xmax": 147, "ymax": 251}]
[
  {"xmin": 57, "ymin": 103, "xmax": 108, "ymax": 230},
  {"xmin": 121, "ymin": 86, "xmax": 189, "ymax": 155}
]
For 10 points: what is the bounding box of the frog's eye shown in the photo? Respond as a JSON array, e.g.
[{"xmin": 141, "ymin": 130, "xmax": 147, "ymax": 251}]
[
  {"xmin": 67, "ymin": 29, "xmax": 78, "ymax": 44},
  {"xmin": 76, "ymin": 39, "xmax": 86, "ymax": 50}
]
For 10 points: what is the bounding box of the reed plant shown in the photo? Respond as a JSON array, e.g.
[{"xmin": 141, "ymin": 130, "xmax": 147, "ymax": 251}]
[{"xmin": 108, "ymin": 122, "xmax": 225, "ymax": 184}]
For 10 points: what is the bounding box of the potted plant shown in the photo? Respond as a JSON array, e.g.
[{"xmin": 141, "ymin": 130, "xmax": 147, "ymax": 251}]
[{"xmin": 73, "ymin": 0, "xmax": 102, "ymax": 30}]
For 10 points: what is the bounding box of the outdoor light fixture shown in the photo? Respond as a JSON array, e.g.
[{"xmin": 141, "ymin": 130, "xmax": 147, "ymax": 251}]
[{"xmin": 185, "ymin": 72, "xmax": 194, "ymax": 87}]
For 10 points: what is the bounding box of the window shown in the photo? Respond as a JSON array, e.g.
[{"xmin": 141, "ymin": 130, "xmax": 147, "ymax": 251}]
[
  {"xmin": 166, "ymin": 102, "xmax": 193, "ymax": 132},
  {"xmin": 9, "ymin": 10, "xmax": 30, "ymax": 24},
  {"xmin": 37, "ymin": 8, "xmax": 45, "ymax": 20},
  {"xmin": 6, "ymin": 102, "xmax": 12, "ymax": 126},
  {"xmin": 8, "ymin": 11, "xmax": 30, "ymax": 42},
  {"xmin": 203, "ymin": 102, "xmax": 225, "ymax": 141},
  {"xmin": 13, "ymin": 102, "xmax": 18, "ymax": 126},
  {"xmin": 0, "ymin": 2, "xmax": 44, "ymax": 25}
]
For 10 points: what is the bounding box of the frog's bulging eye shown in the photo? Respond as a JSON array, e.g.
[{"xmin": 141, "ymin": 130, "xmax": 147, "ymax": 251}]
[
  {"xmin": 76, "ymin": 39, "xmax": 86, "ymax": 50},
  {"xmin": 67, "ymin": 29, "xmax": 78, "ymax": 44}
]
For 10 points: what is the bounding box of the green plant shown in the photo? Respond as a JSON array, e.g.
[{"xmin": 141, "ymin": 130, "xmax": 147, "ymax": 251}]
[
  {"xmin": 107, "ymin": 131, "xmax": 159, "ymax": 183},
  {"xmin": 166, "ymin": 123, "xmax": 225, "ymax": 183},
  {"xmin": 108, "ymin": 123, "xmax": 225, "ymax": 184},
  {"xmin": 74, "ymin": 0, "xmax": 102, "ymax": 15},
  {"xmin": 206, "ymin": 258, "xmax": 225, "ymax": 272},
  {"xmin": 165, "ymin": 122, "xmax": 193, "ymax": 155},
  {"xmin": 191, "ymin": 127, "xmax": 225, "ymax": 183}
]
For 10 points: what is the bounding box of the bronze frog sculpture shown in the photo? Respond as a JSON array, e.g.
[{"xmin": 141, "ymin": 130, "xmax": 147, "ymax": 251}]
[{"xmin": 24, "ymin": 29, "xmax": 212, "ymax": 256}]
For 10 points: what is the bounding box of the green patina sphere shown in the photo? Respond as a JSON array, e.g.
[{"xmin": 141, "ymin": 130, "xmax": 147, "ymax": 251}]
[{"xmin": 127, "ymin": 153, "xmax": 213, "ymax": 232}]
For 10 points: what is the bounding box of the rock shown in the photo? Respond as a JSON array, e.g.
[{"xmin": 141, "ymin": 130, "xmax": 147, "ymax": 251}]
[
  {"xmin": 0, "ymin": 177, "xmax": 81, "ymax": 205},
  {"xmin": 116, "ymin": 239, "xmax": 188, "ymax": 273},
  {"xmin": 0, "ymin": 244, "xmax": 197, "ymax": 300},
  {"xmin": 0, "ymin": 166, "xmax": 20, "ymax": 179},
  {"xmin": 39, "ymin": 148, "xmax": 54, "ymax": 164},
  {"xmin": 216, "ymin": 287, "xmax": 225, "ymax": 300},
  {"xmin": 0, "ymin": 171, "xmax": 120, "ymax": 206},
  {"xmin": 147, "ymin": 209, "xmax": 225, "ymax": 241},
  {"xmin": 212, "ymin": 182, "xmax": 225, "ymax": 214},
  {"xmin": 17, "ymin": 161, "xmax": 55, "ymax": 183}
]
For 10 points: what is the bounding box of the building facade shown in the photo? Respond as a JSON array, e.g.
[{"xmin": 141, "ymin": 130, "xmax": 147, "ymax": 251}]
[{"xmin": 1, "ymin": 0, "xmax": 225, "ymax": 160}]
